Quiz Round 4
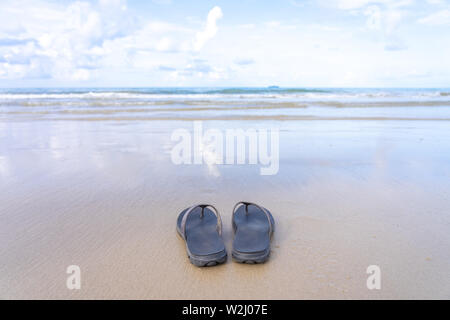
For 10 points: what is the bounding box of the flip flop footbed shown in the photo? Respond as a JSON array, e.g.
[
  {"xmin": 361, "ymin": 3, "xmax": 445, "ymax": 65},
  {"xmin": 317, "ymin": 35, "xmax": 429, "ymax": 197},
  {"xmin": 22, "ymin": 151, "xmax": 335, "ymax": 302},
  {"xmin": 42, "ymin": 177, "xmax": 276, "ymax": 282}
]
[
  {"xmin": 232, "ymin": 204, "xmax": 274, "ymax": 264},
  {"xmin": 177, "ymin": 207, "xmax": 227, "ymax": 267}
]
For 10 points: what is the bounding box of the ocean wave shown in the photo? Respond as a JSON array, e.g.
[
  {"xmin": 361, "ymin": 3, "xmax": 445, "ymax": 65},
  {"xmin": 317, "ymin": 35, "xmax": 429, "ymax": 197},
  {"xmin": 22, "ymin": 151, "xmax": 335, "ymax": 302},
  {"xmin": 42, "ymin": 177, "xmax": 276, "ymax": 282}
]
[
  {"xmin": 0, "ymin": 88, "xmax": 449, "ymax": 111},
  {"xmin": 2, "ymin": 100, "xmax": 450, "ymax": 109},
  {"xmin": 0, "ymin": 92, "xmax": 448, "ymax": 101}
]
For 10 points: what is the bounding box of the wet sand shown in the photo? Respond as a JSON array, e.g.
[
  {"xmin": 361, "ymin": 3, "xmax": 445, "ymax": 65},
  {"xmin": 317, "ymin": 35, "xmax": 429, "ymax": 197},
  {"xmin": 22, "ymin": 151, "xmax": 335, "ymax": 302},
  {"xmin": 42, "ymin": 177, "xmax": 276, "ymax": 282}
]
[{"xmin": 1, "ymin": 119, "xmax": 450, "ymax": 299}]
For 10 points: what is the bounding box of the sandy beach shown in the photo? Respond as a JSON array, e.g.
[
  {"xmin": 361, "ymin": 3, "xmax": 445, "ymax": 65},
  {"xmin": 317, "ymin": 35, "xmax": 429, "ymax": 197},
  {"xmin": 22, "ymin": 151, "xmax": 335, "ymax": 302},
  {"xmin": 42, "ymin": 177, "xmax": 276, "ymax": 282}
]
[{"xmin": 1, "ymin": 89, "xmax": 450, "ymax": 299}]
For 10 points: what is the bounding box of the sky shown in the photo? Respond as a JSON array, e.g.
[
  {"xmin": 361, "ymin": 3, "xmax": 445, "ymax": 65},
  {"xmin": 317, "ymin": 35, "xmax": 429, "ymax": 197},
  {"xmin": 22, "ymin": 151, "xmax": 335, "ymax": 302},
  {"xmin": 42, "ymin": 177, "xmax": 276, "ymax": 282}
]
[{"xmin": 0, "ymin": 0, "xmax": 449, "ymax": 87}]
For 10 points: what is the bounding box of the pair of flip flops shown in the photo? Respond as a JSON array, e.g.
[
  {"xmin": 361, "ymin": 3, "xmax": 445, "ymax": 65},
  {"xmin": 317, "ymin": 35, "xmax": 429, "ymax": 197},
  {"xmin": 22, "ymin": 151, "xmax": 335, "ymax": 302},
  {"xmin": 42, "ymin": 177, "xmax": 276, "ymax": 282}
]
[{"xmin": 176, "ymin": 202, "xmax": 275, "ymax": 267}]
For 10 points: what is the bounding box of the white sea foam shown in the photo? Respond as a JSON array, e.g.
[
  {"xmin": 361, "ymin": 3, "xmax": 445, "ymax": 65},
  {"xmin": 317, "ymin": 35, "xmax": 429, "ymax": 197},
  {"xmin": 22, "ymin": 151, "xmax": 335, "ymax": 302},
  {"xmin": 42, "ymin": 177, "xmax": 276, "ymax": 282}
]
[
  {"xmin": 0, "ymin": 89, "xmax": 447, "ymax": 101},
  {"xmin": 0, "ymin": 89, "xmax": 449, "ymax": 111}
]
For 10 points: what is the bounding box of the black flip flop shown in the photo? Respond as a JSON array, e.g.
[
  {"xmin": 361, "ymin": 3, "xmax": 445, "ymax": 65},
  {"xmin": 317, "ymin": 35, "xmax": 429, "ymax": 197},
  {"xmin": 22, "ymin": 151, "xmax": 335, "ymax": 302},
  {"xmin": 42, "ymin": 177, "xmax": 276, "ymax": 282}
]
[
  {"xmin": 232, "ymin": 202, "xmax": 275, "ymax": 264},
  {"xmin": 177, "ymin": 204, "xmax": 227, "ymax": 267}
]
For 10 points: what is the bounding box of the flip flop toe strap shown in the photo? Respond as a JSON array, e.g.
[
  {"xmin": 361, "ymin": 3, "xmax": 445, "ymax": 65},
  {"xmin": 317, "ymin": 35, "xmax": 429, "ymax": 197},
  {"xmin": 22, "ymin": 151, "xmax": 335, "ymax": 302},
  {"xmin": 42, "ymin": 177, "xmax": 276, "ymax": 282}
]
[
  {"xmin": 232, "ymin": 201, "xmax": 274, "ymax": 235},
  {"xmin": 180, "ymin": 204, "xmax": 222, "ymax": 239}
]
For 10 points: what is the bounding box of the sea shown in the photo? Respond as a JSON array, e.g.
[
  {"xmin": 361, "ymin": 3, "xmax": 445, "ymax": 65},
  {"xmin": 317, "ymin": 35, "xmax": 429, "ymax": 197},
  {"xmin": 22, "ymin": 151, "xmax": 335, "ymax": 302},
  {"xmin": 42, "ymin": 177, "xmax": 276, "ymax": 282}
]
[{"xmin": 1, "ymin": 87, "xmax": 450, "ymax": 121}]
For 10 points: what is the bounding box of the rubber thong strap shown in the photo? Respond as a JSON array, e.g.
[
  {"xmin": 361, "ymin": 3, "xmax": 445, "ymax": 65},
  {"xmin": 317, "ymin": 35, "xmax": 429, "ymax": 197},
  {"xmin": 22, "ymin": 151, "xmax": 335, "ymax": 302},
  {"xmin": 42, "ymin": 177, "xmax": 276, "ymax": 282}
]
[
  {"xmin": 180, "ymin": 204, "xmax": 222, "ymax": 239},
  {"xmin": 232, "ymin": 202, "xmax": 273, "ymax": 235}
]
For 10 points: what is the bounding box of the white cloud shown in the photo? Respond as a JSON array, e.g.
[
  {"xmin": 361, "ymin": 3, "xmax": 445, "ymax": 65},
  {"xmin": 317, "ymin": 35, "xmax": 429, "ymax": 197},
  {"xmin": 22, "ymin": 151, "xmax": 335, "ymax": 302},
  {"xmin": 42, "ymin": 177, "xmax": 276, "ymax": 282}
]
[
  {"xmin": 332, "ymin": 0, "xmax": 374, "ymax": 9},
  {"xmin": 265, "ymin": 21, "xmax": 281, "ymax": 28},
  {"xmin": 193, "ymin": 6, "xmax": 223, "ymax": 51},
  {"xmin": 384, "ymin": 37, "xmax": 407, "ymax": 51},
  {"xmin": 151, "ymin": 0, "xmax": 173, "ymax": 4},
  {"xmin": 327, "ymin": 0, "xmax": 412, "ymax": 10},
  {"xmin": 290, "ymin": 0, "xmax": 306, "ymax": 7},
  {"xmin": 238, "ymin": 24, "xmax": 256, "ymax": 29},
  {"xmin": 0, "ymin": 1, "xmax": 225, "ymax": 81},
  {"xmin": 72, "ymin": 68, "xmax": 91, "ymax": 81},
  {"xmin": 234, "ymin": 58, "xmax": 255, "ymax": 66},
  {"xmin": 419, "ymin": 9, "xmax": 450, "ymax": 25},
  {"xmin": 0, "ymin": 0, "xmax": 134, "ymax": 80},
  {"xmin": 426, "ymin": 0, "xmax": 445, "ymax": 4},
  {"xmin": 155, "ymin": 37, "xmax": 174, "ymax": 52}
]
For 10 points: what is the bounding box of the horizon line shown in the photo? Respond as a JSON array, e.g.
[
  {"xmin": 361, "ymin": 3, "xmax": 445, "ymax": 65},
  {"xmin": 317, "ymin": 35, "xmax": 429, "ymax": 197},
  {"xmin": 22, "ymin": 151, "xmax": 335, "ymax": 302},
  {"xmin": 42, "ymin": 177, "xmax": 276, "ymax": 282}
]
[{"xmin": 0, "ymin": 86, "xmax": 449, "ymax": 89}]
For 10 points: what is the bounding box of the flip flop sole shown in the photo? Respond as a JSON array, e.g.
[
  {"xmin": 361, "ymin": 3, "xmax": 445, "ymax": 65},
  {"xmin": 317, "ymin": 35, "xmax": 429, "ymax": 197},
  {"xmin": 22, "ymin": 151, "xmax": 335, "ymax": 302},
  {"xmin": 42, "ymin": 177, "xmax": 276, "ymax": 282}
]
[
  {"xmin": 177, "ymin": 207, "xmax": 227, "ymax": 267},
  {"xmin": 232, "ymin": 247, "xmax": 270, "ymax": 264}
]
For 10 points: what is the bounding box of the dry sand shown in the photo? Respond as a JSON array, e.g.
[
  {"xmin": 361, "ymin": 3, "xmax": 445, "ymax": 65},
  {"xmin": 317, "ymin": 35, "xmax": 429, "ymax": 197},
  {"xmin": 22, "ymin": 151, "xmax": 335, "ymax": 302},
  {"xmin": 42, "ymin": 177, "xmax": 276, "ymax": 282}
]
[{"xmin": 0, "ymin": 119, "xmax": 449, "ymax": 299}]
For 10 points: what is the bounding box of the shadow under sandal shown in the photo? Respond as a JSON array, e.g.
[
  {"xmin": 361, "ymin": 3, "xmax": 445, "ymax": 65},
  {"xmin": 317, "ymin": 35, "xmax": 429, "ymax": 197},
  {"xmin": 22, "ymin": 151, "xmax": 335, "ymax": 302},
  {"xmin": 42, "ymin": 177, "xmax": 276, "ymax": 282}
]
[
  {"xmin": 177, "ymin": 204, "xmax": 227, "ymax": 267},
  {"xmin": 232, "ymin": 202, "xmax": 275, "ymax": 264}
]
